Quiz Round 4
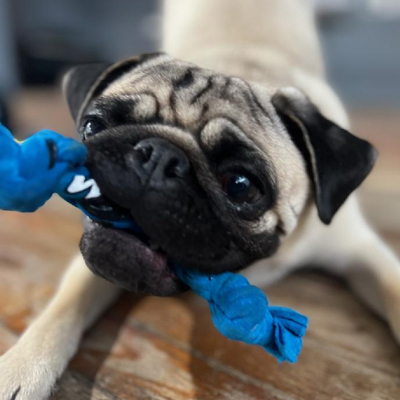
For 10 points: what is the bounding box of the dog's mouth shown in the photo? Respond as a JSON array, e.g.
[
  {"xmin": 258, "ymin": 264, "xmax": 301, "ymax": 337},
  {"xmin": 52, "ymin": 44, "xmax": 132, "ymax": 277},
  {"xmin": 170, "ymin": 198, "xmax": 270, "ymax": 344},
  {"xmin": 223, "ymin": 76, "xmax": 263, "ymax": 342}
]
[{"xmin": 79, "ymin": 195, "xmax": 185, "ymax": 296}]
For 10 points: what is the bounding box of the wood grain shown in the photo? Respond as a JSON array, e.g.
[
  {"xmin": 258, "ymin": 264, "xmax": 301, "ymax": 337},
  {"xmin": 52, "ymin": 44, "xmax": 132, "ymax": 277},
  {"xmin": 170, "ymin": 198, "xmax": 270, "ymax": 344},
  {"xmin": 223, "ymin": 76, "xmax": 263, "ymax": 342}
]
[{"xmin": 0, "ymin": 91, "xmax": 399, "ymax": 399}]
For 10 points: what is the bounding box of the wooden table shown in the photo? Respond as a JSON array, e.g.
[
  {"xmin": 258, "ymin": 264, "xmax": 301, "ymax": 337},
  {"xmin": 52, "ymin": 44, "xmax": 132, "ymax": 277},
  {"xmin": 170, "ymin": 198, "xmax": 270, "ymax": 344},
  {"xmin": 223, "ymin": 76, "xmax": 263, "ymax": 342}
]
[{"xmin": 0, "ymin": 89, "xmax": 399, "ymax": 399}]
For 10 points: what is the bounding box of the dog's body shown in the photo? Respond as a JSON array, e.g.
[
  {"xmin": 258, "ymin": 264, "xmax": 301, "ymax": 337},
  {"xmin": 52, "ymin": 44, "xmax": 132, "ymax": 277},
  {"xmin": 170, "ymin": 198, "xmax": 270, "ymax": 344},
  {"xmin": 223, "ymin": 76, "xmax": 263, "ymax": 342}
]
[{"xmin": 1, "ymin": 1, "xmax": 400, "ymax": 399}]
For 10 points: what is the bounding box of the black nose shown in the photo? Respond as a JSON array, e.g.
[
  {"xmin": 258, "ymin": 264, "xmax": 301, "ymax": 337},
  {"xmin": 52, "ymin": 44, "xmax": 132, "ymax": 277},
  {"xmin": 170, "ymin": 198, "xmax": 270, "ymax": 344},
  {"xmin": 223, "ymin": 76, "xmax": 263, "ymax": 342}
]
[
  {"xmin": 133, "ymin": 138, "xmax": 190, "ymax": 181},
  {"xmin": 86, "ymin": 135, "xmax": 192, "ymax": 209}
]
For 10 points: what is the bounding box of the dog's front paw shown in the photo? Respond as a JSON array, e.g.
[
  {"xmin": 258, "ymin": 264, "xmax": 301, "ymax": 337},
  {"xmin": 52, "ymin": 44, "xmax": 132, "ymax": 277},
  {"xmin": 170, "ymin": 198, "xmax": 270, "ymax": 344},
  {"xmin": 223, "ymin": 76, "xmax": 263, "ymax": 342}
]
[{"xmin": 0, "ymin": 347, "xmax": 58, "ymax": 400}]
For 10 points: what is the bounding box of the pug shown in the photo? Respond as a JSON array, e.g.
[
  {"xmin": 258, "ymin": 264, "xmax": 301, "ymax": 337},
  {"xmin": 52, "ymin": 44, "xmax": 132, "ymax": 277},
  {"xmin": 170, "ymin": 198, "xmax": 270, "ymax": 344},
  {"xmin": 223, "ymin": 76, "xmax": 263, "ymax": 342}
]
[{"xmin": 1, "ymin": 1, "xmax": 400, "ymax": 399}]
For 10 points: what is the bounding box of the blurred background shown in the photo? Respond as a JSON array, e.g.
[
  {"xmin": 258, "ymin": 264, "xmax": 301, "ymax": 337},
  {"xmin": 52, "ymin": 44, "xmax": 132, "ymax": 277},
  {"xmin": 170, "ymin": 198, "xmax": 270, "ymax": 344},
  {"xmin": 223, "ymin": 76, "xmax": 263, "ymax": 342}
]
[{"xmin": 1, "ymin": 0, "xmax": 400, "ymax": 122}]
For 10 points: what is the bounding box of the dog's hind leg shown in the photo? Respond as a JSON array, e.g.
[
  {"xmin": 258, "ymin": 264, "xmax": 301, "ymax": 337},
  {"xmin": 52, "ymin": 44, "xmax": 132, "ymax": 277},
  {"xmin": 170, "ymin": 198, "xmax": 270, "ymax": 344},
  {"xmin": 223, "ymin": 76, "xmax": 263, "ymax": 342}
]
[
  {"xmin": 0, "ymin": 254, "xmax": 121, "ymax": 400},
  {"xmin": 246, "ymin": 195, "xmax": 400, "ymax": 343},
  {"xmin": 286, "ymin": 196, "xmax": 400, "ymax": 343},
  {"xmin": 337, "ymin": 212, "xmax": 400, "ymax": 342}
]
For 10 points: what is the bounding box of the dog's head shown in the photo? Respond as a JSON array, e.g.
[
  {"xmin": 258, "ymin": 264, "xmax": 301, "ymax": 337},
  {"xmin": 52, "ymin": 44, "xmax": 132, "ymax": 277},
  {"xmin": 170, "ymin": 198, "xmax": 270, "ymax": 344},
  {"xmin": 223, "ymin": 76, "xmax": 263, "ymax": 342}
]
[{"xmin": 63, "ymin": 53, "xmax": 377, "ymax": 295}]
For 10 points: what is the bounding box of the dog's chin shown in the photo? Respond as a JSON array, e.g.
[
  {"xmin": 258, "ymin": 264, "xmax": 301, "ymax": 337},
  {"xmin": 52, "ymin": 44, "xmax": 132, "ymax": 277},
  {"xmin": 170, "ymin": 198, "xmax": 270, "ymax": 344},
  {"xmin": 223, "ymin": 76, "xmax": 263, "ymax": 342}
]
[
  {"xmin": 80, "ymin": 220, "xmax": 187, "ymax": 296},
  {"xmin": 79, "ymin": 217, "xmax": 252, "ymax": 296}
]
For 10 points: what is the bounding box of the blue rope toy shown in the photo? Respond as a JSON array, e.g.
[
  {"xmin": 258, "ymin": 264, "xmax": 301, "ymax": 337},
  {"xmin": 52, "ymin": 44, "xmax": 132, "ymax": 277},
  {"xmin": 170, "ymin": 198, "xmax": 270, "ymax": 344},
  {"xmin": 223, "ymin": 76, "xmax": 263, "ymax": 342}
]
[{"xmin": 0, "ymin": 124, "xmax": 308, "ymax": 363}]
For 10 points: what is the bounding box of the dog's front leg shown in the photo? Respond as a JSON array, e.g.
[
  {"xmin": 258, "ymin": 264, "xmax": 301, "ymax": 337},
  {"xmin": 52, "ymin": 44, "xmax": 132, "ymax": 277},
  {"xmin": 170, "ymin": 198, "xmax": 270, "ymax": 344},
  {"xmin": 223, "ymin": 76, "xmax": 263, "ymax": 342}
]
[{"xmin": 0, "ymin": 254, "xmax": 121, "ymax": 400}]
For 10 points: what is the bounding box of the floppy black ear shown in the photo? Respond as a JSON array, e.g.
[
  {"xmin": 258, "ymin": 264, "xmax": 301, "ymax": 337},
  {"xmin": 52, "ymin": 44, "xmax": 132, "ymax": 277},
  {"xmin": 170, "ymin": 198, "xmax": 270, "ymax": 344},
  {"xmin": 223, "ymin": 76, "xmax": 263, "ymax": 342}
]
[
  {"xmin": 272, "ymin": 88, "xmax": 378, "ymax": 225},
  {"xmin": 62, "ymin": 63, "xmax": 110, "ymax": 122},
  {"xmin": 62, "ymin": 53, "xmax": 167, "ymax": 123}
]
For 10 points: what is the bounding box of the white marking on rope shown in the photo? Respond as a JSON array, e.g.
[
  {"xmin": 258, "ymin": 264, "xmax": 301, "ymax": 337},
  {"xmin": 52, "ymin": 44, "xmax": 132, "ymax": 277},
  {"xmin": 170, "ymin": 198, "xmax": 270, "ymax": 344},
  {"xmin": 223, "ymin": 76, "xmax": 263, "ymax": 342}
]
[{"xmin": 67, "ymin": 175, "xmax": 101, "ymax": 199}]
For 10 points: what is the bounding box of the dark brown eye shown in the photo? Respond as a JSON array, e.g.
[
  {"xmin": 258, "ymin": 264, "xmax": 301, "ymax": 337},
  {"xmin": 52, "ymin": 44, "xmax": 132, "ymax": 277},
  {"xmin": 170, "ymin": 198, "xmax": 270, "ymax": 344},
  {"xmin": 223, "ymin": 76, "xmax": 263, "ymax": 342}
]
[
  {"xmin": 220, "ymin": 173, "xmax": 262, "ymax": 204},
  {"xmin": 82, "ymin": 118, "xmax": 104, "ymax": 139}
]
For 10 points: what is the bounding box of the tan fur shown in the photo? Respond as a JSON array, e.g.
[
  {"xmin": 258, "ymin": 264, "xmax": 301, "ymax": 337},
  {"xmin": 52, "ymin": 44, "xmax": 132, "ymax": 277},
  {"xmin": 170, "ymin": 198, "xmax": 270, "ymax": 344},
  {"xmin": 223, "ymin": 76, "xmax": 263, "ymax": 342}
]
[{"xmin": 1, "ymin": 1, "xmax": 400, "ymax": 398}]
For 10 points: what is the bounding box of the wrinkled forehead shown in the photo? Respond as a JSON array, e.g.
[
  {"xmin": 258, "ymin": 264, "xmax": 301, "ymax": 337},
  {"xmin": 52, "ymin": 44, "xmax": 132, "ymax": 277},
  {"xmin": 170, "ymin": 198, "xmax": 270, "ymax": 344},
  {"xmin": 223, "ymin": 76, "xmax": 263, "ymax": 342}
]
[
  {"xmin": 89, "ymin": 54, "xmax": 279, "ymax": 140},
  {"xmin": 102, "ymin": 55, "xmax": 216, "ymax": 97},
  {"xmin": 83, "ymin": 54, "xmax": 296, "ymax": 171}
]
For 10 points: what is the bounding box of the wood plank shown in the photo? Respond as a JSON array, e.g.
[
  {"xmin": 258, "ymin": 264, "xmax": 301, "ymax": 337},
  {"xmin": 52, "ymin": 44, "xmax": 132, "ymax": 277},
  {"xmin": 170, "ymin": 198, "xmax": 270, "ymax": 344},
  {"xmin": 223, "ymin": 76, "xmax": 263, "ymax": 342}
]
[
  {"xmin": 66, "ymin": 273, "xmax": 400, "ymax": 400},
  {"xmin": 52, "ymin": 371, "xmax": 117, "ymax": 400}
]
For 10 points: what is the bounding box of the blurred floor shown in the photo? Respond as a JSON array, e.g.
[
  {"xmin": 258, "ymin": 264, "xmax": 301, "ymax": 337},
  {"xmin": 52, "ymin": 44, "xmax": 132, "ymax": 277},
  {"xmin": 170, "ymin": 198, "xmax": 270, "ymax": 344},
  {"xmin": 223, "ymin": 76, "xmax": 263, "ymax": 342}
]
[{"xmin": 0, "ymin": 89, "xmax": 399, "ymax": 399}]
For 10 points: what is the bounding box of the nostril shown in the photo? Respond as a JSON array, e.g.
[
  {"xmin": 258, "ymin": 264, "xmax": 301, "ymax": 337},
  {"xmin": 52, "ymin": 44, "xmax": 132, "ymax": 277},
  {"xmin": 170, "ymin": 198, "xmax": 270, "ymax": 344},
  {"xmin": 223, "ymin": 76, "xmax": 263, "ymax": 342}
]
[
  {"xmin": 164, "ymin": 156, "xmax": 190, "ymax": 178},
  {"xmin": 165, "ymin": 157, "xmax": 180, "ymax": 178},
  {"xmin": 134, "ymin": 143, "xmax": 153, "ymax": 164},
  {"xmin": 133, "ymin": 138, "xmax": 191, "ymax": 180}
]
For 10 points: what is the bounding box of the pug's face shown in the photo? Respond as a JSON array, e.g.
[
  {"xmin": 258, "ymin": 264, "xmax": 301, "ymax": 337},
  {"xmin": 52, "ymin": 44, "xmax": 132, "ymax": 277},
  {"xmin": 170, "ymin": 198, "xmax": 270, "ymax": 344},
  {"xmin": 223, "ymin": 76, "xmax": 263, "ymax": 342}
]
[{"xmin": 64, "ymin": 53, "xmax": 376, "ymax": 296}]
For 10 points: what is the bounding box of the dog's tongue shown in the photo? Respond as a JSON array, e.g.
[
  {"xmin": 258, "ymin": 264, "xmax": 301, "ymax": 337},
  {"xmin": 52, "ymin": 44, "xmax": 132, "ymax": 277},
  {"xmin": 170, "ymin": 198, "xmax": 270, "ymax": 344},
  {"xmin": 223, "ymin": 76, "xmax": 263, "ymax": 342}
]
[{"xmin": 81, "ymin": 220, "xmax": 185, "ymax": 296}]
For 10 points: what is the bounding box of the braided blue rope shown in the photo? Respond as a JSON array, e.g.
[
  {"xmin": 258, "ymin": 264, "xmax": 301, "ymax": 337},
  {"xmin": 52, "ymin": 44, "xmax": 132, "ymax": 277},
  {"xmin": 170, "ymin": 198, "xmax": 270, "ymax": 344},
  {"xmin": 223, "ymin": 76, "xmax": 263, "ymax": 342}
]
[
  {"xmin": 0, "ymin": 124, "xmax": 308, "ymax": 363},
  {"xmin": 173, "ymin": 265, "xmax": 308, "ymax": 363}
]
